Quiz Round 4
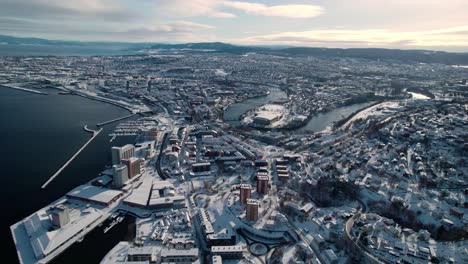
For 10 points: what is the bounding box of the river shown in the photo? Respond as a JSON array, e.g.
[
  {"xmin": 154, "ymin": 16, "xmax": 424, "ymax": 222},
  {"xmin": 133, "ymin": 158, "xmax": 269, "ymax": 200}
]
[
  {"xmin": 223, "ymin": 88, "xmax": 287, "ymax": 125},
  {"xmin": 0, "ymin": 88, "xmax": 135, "ymax": 263},
  {"xmin": 224, "ymin": 88, "xmax": 375, "ymax": 132},
  {"xmin": 296, "ymin": 101, "xmax": 376, "ymax": 132}
]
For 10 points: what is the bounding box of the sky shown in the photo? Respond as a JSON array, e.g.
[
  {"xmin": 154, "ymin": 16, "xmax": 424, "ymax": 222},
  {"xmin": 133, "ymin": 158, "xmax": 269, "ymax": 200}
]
[{"xmin": 0, "ymin": 0, "xmax": 467, "ymax": 51}]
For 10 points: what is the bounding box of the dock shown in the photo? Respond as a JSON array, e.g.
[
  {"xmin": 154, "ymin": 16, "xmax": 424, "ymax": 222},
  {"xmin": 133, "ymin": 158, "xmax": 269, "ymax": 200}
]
[
  {"xmin": 0, "ymin": 84, "xmax": 48, "ymax": 95},
  {"xmin": 97, "ymin": 113, "xmax": 136, "ymax": 127},
  {"xmin": 41, "ymin": 126, "xmax": 103, "ymax": 189},
  {"xmin": 103, "ymin": 215, "xmax": 125, "ymax": 234}
]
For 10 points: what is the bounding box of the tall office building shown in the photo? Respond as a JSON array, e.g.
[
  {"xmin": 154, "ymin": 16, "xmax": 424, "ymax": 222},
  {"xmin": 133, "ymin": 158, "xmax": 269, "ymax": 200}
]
[
  {"xmin": 113, "ymin": 164, "xmax": 128, "ymax": 188},
  {"xmin": 256, "ymin": 175, "xmax": 269, "ymax": 194},
  {"xmin": 239, "ymin": 184, "xmax": 252, "ymax": 204},
  {"xmin": 122, "ymin": 157, "xmax": 142, "ymax": 179},
  {"xmin": 112, "ymin": 144, "xmax": 135, "ymax": 165},
  {"xmin": 246, "ymin": 199, "xmax": 259, "ymax": 221},
  {"xmin": 50, "ymin": 204, "xmax": 70, "ymax": 228}
]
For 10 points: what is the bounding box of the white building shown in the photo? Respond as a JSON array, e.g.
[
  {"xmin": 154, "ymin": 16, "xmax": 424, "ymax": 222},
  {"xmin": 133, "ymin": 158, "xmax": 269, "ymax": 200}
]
[
  {"xmin": 50, "ymin": 204, "xmax": 70, "ymax": 228},
  {"xmin": 160, "ymin": 248, "xmax": 199, "ymax": 263},
  {"xmin": 111, "ymin": 144, "xmax": 135, "ymax": 165},
  {"xmin": 113, "ymin": 164, "xmax": 128, "ymax": 188}
]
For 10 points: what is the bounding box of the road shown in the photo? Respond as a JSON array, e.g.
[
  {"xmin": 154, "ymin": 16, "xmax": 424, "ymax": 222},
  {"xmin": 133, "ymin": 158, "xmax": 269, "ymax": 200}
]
[
  {"xmin": 287, "ymin": 218, "xmax": 326, "ymax": 264},
  {"xmin": 155, "ymin": 132, "xmax": 169, "ymax": 179}
]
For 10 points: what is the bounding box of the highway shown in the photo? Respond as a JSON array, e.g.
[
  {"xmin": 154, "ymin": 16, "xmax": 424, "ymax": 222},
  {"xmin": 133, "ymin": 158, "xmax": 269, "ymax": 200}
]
[
  {"xmin": 155, "ymin": 132, "xmax": 169, "ymax": 180},
  {"xmin": 343, "ymin": 198, "xmax": 386, "ymax": 264},
  {"xmin": 287, "ymin": 218, "xmax": 326, "ymax": 264}
]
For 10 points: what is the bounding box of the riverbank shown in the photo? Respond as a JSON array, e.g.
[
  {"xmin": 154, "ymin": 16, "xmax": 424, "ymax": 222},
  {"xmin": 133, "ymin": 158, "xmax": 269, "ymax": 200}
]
[
  {"xmin": 405, "ymin": 87, "xmax": 435, "ymax": 99},
  {"xmin": 223, "ymin": 88, "xmax": 286, "ymax": 123},
  {"xmin": 333, "ymin": 100, "xmax": 385, "ymax": 130},
  {"xmin": 224, "ymin": 87, "xmax": 385, "ymax": 133},
  {"xmin": 223, "ymin": 91, "xmax": 271, "ymax": 121}
]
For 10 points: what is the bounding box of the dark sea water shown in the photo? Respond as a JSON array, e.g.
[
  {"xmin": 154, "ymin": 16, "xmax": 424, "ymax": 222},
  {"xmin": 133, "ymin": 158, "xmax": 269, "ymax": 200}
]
[{"xmin": 0, "ymin": 88, "xmax": 134, "ymax": 263}]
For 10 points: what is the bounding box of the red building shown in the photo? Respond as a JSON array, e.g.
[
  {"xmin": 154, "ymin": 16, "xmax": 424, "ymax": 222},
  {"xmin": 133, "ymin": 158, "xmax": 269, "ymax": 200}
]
[
  {"xmin": 122, "ymin": 157, "xmax": 142, "ymax": 179},
  {"xmin": 450, "ymin": 208, "xmax": 464, "ymax": 219},
  {"xmin": 246, "ymin": 199, "xmax": 259, "ymax": 221},
  {"xmin": 239, "ymin": 184, "xmax": 252, "ymax": 204},
  {"xmin": 256, "ymin": 175, "xmax": 269, "ymax": 194}
]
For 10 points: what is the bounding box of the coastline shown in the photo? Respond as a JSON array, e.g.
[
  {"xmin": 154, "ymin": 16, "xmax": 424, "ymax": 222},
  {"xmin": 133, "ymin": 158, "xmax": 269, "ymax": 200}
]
[{"xmin": 66, "ymin": 90, "xmax": 134, "ymax": 113}]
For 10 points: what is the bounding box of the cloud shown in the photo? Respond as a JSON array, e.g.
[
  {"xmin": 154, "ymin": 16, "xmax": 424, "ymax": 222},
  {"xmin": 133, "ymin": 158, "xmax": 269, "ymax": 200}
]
[
  {"xmin": 155, "ymin": 1, "xmax": 324, "ymax": 19},
  {"xmin": 125, "ymin": 21, "xmax": 215, "ymax": 35},
  {"xmin": 156, "ymin": 0, "xmax": 236, "ymax": 18},
  {"xmin": 223, "ymin": 1, "xmax": 324, "ymax": 18},
  {"xmin": 0, "ymin": 0, "xmax": 218, "ymax": 42},
  {"xmin": 240, "ymin": 26, "xmax": 468, "ymax": 49},
  {"xmin": 0, "ymin": 0, "xmax": 137, "ymax": 21},
  {"xmin": 111, "ymin": 21, "xmax": 217, "ymax": 42},
  {"xmin": 0, "ymin": 17, "xmax": 216, "ymax": 42},
  {"xmin": 0, "ymin": 0, "xmax": 465, "ymax": 51}
]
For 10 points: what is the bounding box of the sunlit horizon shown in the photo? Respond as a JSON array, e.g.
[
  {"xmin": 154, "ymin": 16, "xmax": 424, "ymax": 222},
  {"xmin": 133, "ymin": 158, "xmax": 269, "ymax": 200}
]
[{"xmin": 0, "ymin": 0, "xmax": 467, "ymax": 52}]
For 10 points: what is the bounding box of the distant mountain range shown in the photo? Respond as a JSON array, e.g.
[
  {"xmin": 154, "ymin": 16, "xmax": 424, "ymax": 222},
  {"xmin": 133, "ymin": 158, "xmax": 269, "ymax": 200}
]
[
  {"xmin": 1, "ymin": 35, "xmax": 468, "ymax": 65},
  {"xmin": 0, "ymin": 35, "xmax": 149, "ymax": 48},
  {"xmin": 149, "ymin": 42, "xmax": 468, "ymax": 65}
]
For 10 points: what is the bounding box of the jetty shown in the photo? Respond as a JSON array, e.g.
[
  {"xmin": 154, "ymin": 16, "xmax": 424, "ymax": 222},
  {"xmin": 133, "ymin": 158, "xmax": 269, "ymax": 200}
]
[
  {"xmin": 41, "ymin": 126, "xmax": 103, "ymax": 189},
  {"xmin": 83, "ymin": 125, "xmax": 96, "ymax": 133},
  {"xmin": 0, "ymin": 84, "xmax": 48, "ymax": 95},
  {"xmin": 97, "ymin": 113, "xmax": 136, "ymax": 127}
]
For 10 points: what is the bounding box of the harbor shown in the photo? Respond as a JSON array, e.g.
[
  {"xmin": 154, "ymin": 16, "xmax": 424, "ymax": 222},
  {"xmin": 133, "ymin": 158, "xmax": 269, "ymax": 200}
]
[{"xmin": 103, "ymin": 212, "xmax": 126, "ymax": 234}]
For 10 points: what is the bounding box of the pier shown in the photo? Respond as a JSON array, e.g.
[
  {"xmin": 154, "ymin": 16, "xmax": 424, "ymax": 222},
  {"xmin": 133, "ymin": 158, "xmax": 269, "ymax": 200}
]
[
  {"xmin": 0, "ymin": 84, "xmax": 48, "ymax": 95},
  {"xmin": 41, "ymin": 126, "xmax": 103, "ymax": 189},
  {"xmin": 97, "ymin": 113, "xmax": 136, "ymax": 127}
]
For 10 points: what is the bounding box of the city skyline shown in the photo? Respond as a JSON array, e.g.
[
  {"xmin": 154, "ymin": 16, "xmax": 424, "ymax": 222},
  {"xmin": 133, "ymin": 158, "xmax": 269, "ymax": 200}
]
[
  {"xmin": 2, "ymin": 1, "xmax": 468, "ymax": 263},
  {"xmin": 0, "ymin": 0, "xmax": 467, "ymax": 52}
]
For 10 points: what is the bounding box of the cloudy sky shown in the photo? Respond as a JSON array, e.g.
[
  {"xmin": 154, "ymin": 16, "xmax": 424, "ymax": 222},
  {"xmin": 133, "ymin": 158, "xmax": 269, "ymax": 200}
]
[{"xmin": 0, "ymin": 0, "xmax": 467, "ymax": 51}]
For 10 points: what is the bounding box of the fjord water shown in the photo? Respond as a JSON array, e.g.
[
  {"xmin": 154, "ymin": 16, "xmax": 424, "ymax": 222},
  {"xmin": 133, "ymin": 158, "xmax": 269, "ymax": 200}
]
[{"xmin": 0, "ymin": 88, "xmax": 133, "ymax": 263}]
